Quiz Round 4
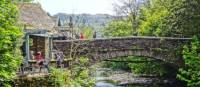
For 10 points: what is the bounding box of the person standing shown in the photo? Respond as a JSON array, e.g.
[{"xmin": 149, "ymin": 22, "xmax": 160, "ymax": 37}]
[
  {"xmin": 30, "ymin": 51, "xmax": 35, "ymax": 60},
  {"xmin": 80, "ymin": 33, "xmax": 84, "ymax": 39},
  {"xmin": 56, "ymin": 51, "xmax": 64, "ymax": 68},
  {"xmin": 75, "ymin": 33, "xmax": 80, "ymax": 39},
  {"xmin": 93, "ymin": 31, "xmax": 97, "ymax": 38},
  {"xmin": 56, "ymin": 52, "xmax": 61, "ymax": 68}
]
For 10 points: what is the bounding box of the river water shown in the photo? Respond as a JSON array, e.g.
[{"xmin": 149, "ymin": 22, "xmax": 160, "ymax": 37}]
[
  {"xmin": 93, "ymin": 68, "xmax": 146, "ymax": 87},
  {"xmin": 94, "ymin": 68, "xmax": 121, "ymax": 87},
  {"xmin": 93, "ymin": 68, "xmax": 180, "ymax": 87}
]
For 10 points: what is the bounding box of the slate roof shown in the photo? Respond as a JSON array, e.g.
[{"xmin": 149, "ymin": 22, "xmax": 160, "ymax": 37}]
[
  {"xmin": 17, "ymin": 3, "xmax": 75, "ymax": 39},
  {"xmin": 18, "ymin": 3, "xmax": 55, "ymax": 30}
]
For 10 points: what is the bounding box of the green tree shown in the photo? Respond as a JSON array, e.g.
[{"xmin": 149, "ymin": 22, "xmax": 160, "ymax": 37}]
[
  {"xmin": 177, "ymin": 37, "xmax": 200, "ymax": 87},
  {"xmin": 138, "ymin": 0, "xmax": 200, "ymax": 38},
  {"xmin": 138, "ymin": 0, "xmax": 174, "ymax": 36},
  {"xmin": 113, "ymin": 0, "xmax": 141, "ymax": 35},
  {"xmin": 82, "ymin": 27, "xmax": 93, "ymax": 39},
  {"xmin": 0, "ymin": 0, "xmax": 23, "ymax": 86},
  {"xmin": 128, "ymin": 57, "xmax": 168, "ymax": 76},
  {"xmin": 103, "ymin": 20, "xmax": 132, "ymax": 37},
  {"xmin": 165, "ymin": 0, "xmax": 200, "ymax": 38}
]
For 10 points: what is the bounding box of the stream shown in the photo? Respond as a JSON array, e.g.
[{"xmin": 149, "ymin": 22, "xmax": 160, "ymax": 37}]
[
  {"xmin": 93, "ymin": 68, "xmax": 180, "ymax": 87},
  {"xmin": 94, "ymin": 68, "xmax": 119, "ymax": 87}
]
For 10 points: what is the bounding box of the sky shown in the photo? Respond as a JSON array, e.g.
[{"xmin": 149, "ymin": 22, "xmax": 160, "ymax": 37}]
[{"xmin": 35, "ymin": 0, "xmax": 115, "ymax": 15}]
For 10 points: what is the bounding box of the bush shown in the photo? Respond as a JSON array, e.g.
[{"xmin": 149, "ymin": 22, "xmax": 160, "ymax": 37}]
[
  {"xmin": 0, "ymin": 0, "xmax": 23, "ymax": 86},
  {"xmin": 177, "ymin": 37, "xmax": 200, "ymax": 87},
  {"xmin": 49, "ymin": 57, "xmax": 95, "ymax": 87}
]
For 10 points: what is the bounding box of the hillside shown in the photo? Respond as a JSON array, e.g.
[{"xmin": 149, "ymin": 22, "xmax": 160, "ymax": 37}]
[{"xmin": 54, "ymin": 13, "xmax": 116, "ymax": 31}]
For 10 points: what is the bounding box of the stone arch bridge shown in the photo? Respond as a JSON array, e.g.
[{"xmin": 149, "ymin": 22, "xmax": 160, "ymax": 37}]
[{"xmin": 53, "ymin": 36, "xmax": 191, "ymax": 66}]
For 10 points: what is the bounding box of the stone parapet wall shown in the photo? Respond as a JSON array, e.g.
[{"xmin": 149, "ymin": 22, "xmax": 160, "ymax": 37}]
[{"xmin": 53, "ymin": 36, "xmax": 191, "ymax": 66}]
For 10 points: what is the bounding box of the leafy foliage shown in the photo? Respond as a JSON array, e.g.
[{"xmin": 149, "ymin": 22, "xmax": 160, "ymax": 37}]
[
  {"xmin": 165, "ymin": 0, "xmax": 200, "ymax": 38},
  {"xmin": 177, "ymin": 37, "xmax": 200, "ymax": 87},
  {"xmin": 138, "ymin": 0, "xmax": 200, "ymax": 38},
  {"xmin": 103, "ymin": 20, "xmax": 132, "ymax": 37},
  {"xmin": 138, "ymin": 0, "xmax": 171, "ymax": 36},
  {"xmin": 102, "ymin": 56, "xmax": 169, "ymax": 76},
  {"xmin": 128, "ymin": 58, "xmax": 168, "ymax": 76},
  {"xmin": 101, "ymin": 58, "xmax": 130, "ymax": 70},
  {"xmin": 113, "ymin": 0, "xmax": 141, "ymax": 35},
  {"xmin": 49, "ymin": 68, "xmax": 71, "ymax": 87},
  {"xmin": 81, "ymin": 26, "xmax": 93, "ymax": 39},
  {"xmin": 0, "ymin": 0, "xmax": 23, "ymax": 86},
  {"xmin": 49, "ymin": 57, "xmax": 94, "ymax": 87}
]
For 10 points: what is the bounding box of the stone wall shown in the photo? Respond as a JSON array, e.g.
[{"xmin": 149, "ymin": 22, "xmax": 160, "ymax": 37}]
[
  {"xmin": 53, "ymin": 36, "xmax": 191, "ymax": 66},
  {"xmin": 30, "ymin": 36, "xmax": 45, "ymax": 57}
]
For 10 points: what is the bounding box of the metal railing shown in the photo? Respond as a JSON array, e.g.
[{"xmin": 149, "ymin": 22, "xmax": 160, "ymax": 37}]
[{"xmin": 17, "ymin": 59, "xmax": 71, "ymax": 76}]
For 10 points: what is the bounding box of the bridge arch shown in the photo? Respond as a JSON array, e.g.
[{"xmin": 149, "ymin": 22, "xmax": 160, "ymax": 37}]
[{"xmin": 53, "ymin": 36, "xmax": 191, "ymax": 66}]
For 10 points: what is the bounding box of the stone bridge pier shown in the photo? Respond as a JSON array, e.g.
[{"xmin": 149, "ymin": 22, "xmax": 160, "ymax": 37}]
[{"xmin": 53, "ymin": 36, "xmax": 191, "ymax": 66}]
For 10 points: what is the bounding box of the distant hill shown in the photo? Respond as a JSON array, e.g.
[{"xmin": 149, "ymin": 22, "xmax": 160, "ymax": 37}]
[{"xmin": 54, "ymin": 13, "xmax": 116, "ymax": 31}]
